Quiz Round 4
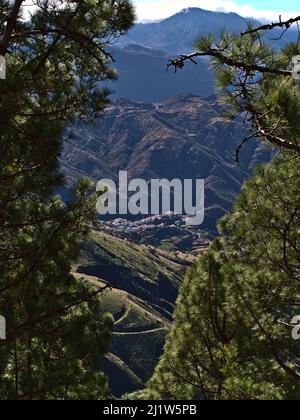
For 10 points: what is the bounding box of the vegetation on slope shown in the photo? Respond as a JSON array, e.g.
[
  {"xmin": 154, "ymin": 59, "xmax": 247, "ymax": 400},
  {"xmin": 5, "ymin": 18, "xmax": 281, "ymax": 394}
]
[
  {"xmin": 133, "ymin": 152, "xmax": 300, "ymax": 400},
  {"xmin": 75, "ymin": 231, "xmax": 192, "ymax": 396},
  {"xmin": 133, "ymin": 19, "xmax": 300, "ymax": 401}
]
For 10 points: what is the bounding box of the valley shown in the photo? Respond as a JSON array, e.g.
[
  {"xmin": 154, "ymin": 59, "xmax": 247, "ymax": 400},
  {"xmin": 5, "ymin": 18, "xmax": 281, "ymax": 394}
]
[
  {"xmin": 75, "ymin": 231, "xmax": 195, "ymax": 396},
  {"xmin": 61, "ymin": 94, "xmax": 271, "ymax": 233},
  {"xmin": 59, "ymin": 7, "xmax": 280, "ymax": 398}
]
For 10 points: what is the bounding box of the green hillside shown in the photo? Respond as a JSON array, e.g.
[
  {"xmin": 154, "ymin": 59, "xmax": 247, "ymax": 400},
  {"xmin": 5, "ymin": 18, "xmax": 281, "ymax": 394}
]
[{"xmin": 75, "ymin": 231, "xmax": 194, "ymax": 396}]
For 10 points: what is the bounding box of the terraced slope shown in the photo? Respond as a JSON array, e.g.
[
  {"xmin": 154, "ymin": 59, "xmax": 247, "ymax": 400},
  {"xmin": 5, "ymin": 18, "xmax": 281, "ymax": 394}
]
[{"xmin": 75, "ymin": 231, "xmax": 195, "ymax": 396}]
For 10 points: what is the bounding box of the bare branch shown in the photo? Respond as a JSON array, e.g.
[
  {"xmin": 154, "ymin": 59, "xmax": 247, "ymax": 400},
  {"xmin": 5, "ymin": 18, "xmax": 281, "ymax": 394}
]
[
  {"xmin": 250, "ymin": 113, "xmax": 300, "ymax": 153},
  {"xmin": 241, "ymin": 15, "xmax": 300, "ymax": 36},
  {"xmin": 235, "ymin": 131, "xmax": 259, "ymax": 164}
]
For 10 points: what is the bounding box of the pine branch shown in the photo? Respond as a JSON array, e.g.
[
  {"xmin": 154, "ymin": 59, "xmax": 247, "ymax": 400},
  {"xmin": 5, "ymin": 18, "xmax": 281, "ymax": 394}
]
[
  {"xmin": 11, "ymin": 27, "xmax": 114, "ymax": 61},
  {"xmin": 241, "ymin": 15, "xmax": 300, "ymax": 36},
  {"xmin": 252, "ymin": 114, "xmax": 300, "ymax": 153},
  {"xmin": 167, "ymin": 50, "xmax": 292, "ymax": 77},
  {"xmin": 0, "ymin": 0, "xmax": 25, "ymax": 55},
  {"xmin": 5, "ymin": 283, "xmax": 111, "ymax": 341}
]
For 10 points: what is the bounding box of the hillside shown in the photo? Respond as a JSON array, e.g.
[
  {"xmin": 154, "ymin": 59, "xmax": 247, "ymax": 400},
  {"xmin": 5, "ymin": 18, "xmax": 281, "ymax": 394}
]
[
  {"xmin": 104, "ymin": 9, "xmax": 298, "ymax": 103},
  {"xmin": 117, "ymin": 8, "xmax": 297, "ymax": 53},
  {"xmin": 107, "ymin": 44, "xmax": 214, "ymax": 102},
  {"xmin": 118, "ymin": 8, "xmax": 255, "ymax": 53},
  {"xmin": 61, "ymin": 95, "xmax": 271, "ymax": 232},
  {"xmin": 75, "ymin": 231, "xmax": 194, "ymax": 396}
]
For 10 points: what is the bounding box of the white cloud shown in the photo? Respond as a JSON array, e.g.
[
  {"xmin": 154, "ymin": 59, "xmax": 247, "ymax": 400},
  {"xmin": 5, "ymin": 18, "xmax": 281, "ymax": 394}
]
[
  {"xmin": 22, "ymin": 0, "xmax": 37, "ymax": 18},
  {"xmin": 20, "ymin": 0, "xmax": 300, "ymax": 24},
  {"xmin": 135, "ymin": 0, "xmax": 300, "ymax": 22}
]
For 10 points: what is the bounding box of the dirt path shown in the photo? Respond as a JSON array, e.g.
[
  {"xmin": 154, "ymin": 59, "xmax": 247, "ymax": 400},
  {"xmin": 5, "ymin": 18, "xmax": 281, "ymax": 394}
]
[{"xmin": 113, "ymin": 327, "xmax": 168, "ymax": 336}]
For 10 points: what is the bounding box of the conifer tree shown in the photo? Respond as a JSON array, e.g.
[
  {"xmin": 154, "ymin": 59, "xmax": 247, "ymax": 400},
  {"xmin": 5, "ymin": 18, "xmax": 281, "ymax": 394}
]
[
  {"xmin": 138, "ymin": 152, "xmax": 300, "ymax": 400},
  {"xmin": 135, "ymin": 18, "xmax": 300, "ymax": 401},
  {"xmin": 0, "ymin": 0, "xmax": 134, "ymax": 400}
]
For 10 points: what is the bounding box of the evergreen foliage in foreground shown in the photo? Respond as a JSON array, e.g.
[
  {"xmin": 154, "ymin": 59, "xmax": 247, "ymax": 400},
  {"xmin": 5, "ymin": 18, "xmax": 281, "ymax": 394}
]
[
  {"xmin": 133, "ymin": 22, "xmax": 300, "ymax": 399},
  {"xmin": 135, "ymin": 152, "xmax": 300, "ymax": 400},
  {"xmin": 0, "ymin": 0, "xmax": 134, "ymax": 399}
]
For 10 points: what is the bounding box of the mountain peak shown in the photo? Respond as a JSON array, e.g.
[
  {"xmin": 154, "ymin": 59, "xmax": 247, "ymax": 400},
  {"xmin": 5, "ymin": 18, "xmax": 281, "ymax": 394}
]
[
  {"xmin": 118, "ymin": 8, "xmax": 295, "ymax": 55},
  {"xmin": 177, "ymin": 7, "xmax": 236, "ymax": 17},
  {"xmin": 180, "ymin": 8, "xmax": 203, "ymax": 14},
  {"xmin": 119, "ymin": 7, "xmax": 250, "ymax": 54}
]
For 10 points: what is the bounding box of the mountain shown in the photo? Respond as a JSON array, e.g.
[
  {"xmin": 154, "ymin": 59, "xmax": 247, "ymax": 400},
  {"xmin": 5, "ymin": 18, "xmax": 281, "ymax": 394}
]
[
  {"xmin": 61, "ymin": 95, "xmax": 271, "ymax": 233},
  {"xmin": 60, "ymin": 8, "xmax": 285, "ymax": 397},
  {"xmin": 75, "ymin": 230, "xmax": 194, "ymax": 396},
  {"xmin": 104, "ymin": 9, "xmax": 298, "ymax": 103},
  {"xmin": 107, "ymin": 8, "xmax": 298, "ymax": 102},
  {"xmin": 117, "ymin": 8, "xmax": 297, "ymax": 54},
  {"xmin": 96, "ymin": 213, "xmax": 211, "ymax": 253},
  {"xmin": 118, "ymin": 8, "xmax": 255, "ymax": 53},
  {"xmin": 107, "ymin": 45, "xmax": 214, "ymax": 102}
]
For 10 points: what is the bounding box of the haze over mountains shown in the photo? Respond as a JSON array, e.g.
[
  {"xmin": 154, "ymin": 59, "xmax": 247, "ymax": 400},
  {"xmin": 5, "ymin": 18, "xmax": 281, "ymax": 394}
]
[
  {"xmin": 117, "ymin": 7, "xmax": 297, "ymax": 53},
  {"xmin": 107, "ymin": 8, "xmax": 297, "ymax": 102},
  {"xmin": 61, "ymin": 8, "xmax": 278, "ymax": 231},
  {"xmin": 107, "ymin": 45, "xmax": 214, "ymax": 102}
]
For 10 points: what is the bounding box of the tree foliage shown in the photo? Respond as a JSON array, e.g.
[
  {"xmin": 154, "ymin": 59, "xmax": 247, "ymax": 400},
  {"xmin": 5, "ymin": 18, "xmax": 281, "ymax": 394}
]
[
  {"xmin": 0, "ymin": 0, "xmax": 134, "ymax": 400},
  {"xmin": 137, "ymin": 152, "xmax": 300, "ymax": 400},
  {"xmin": 137, "ymin": 20, "xmax": 300, "ymax": 401},
  {"xmin": 168, "ymin": 21, "xmax": 300, "ymax": 156}
]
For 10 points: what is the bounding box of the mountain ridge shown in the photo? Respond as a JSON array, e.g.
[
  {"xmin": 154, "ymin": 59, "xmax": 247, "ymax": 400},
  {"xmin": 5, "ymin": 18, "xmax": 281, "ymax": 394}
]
[
  {"xmin": 61, "ymin": 94, "xmax": 271, "ymax": 232},
  {"xmin": 106, "ymin": 45, "xmax": 214, "ymax": 102},
  {"xmin": 117, "ymin": 7, "xmax": 297, "ymax": 53}
]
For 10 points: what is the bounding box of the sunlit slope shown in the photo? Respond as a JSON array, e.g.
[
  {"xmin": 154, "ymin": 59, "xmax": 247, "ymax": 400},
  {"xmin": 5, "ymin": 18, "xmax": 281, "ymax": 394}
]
[{"xmin": 75, "ymin": 231, "xmax": 192, "ymax": 396}]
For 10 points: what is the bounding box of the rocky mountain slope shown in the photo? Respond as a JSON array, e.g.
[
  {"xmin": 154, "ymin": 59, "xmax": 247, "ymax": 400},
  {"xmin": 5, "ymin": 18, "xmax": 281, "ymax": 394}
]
[
  {"xmin": 59, "ymin": 9, "xmax": 283, "ymax": 397},
  {"xmin": 61, "ymin": 94, "xmax": 270, "ymax": 232}
]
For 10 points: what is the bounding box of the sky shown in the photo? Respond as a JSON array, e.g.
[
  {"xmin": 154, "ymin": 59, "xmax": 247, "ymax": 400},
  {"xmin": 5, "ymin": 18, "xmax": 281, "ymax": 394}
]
[
  {"xmin": 133, "ymin": 0, "xmax": 300, "ymax": 22},
  {"xmin": 21, "ymin": 1, "xmax": 300, "ymax": 23}
]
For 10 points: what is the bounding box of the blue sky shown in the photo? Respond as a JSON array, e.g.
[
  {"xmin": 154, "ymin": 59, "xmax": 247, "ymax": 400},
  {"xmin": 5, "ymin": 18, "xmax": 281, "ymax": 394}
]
[
  {"xmin": 234, "ymin": 0, "xmax": 300, "ymax": 11},
  {"xmin": 133, "ymin": 0, "xmax": 300, "ymax": 21}
]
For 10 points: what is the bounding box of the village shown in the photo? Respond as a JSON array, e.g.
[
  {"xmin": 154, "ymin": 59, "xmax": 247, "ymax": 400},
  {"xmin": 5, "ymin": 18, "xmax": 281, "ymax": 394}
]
[{"xmin": 96, "ymin": 213, "xmax": 210, "ymax": 254}]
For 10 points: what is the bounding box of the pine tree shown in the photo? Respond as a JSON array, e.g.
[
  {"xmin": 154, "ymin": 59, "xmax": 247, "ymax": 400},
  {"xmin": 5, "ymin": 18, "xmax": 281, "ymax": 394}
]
[
  {"xmin": 135, "ymin": 19, "xmax": 300, "ymax": 401},
  {"xmin": 139, "ymin": 152, "xmax": 299, "ymax": 400},
  {"xmin": 0, "ymin": 0, "xmax": 135, "ymax": 399},
  {"xmin": 168, "ymin": 23, "xmax": 300, "ymax": 156}
]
